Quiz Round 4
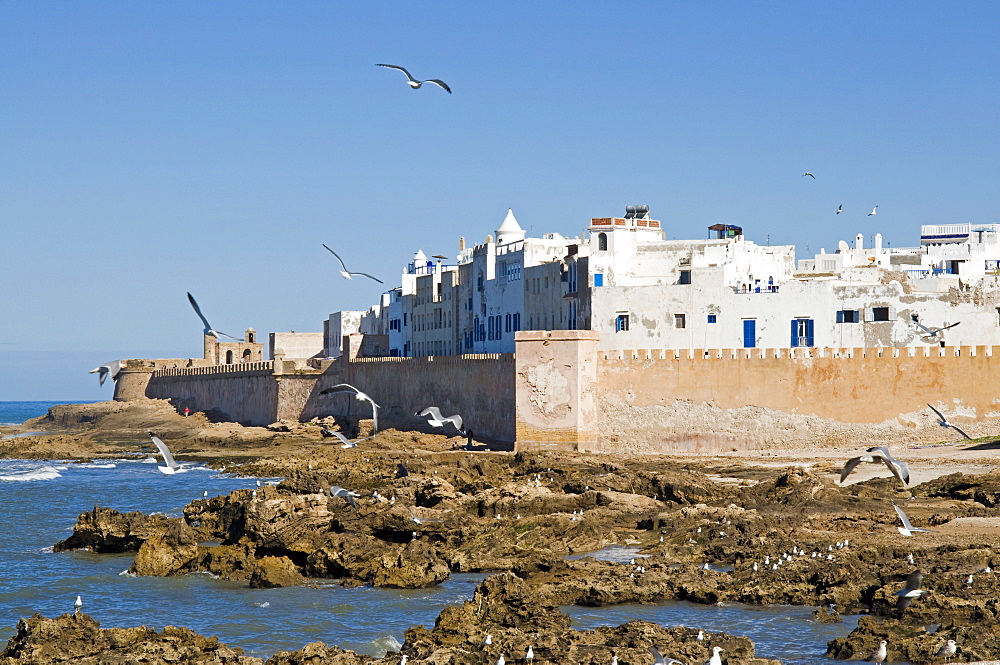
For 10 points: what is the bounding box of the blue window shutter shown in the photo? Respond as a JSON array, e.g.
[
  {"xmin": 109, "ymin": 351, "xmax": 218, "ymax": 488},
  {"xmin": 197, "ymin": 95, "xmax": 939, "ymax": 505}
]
[
  {"xmin": 791, "ymin": 319, "xmax": 798, "ymax": 347},
  {"xmin": 594, "ymin": 273, "xmax": 603, "ymax": 287},
  {"xmin": 836, "ymin": 310, "xmax": 844, "ymax": 324},
  {"xmin": 806, "ymin": 319, "xmax": 815, "ymax": 347}
]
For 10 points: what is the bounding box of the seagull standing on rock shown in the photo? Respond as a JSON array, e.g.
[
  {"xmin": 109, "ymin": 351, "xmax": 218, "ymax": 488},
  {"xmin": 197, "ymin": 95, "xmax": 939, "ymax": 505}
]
[
  {"xmin": 74, "ymin": 595, "xmax": 82, "ymax": 614},
  {"xmin": 707, "ymin": 646, "xmax": 723, "ymax": 665},
  {"xmin": 869, "ymin": 640, "xmax": 887, "ymax": 664}
]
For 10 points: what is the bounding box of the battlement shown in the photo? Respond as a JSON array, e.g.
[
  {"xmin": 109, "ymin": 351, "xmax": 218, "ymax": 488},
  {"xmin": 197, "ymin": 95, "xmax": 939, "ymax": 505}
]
[
  {"xmin": 153, "ymin": 361, "xmax": 274, "ymax": 377},
  {"xmin": 349, "ymin": 353, "xmax": 512, "ymax": 363},
  {"xmin": 601, "ymin": 345, "xmax": 997, "ymax": 361}
]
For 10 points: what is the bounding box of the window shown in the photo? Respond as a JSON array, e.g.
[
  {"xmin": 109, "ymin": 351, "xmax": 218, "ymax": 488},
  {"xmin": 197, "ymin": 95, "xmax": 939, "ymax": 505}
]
[
  {"xmin": 616, "ymin": 314, "xmax": 630, "ymax": 332},
  {"xmin": 598, "ymin": 233, "xmax": 608, "ymax": 251},
  {"xmin": 679, "ymin": 270, "xmax": 691, "ymax": 285},
  {"xmin": 403, "ymin": 313, "xmax": 408, "ymax": 326},
  {"xmin": 791, "ymin": 318, "xmax": 815, "ymax": 347},
  {"xmin": 505, "ymin": 313, "xmax": 511, "ymax": 333},
  {"xmin": 836, "ymin": 310, "xmax": 860, "ymax": 323},
  {"xmin": 675, "ymin": 314, "xmax": 686, "ymax": 329},
  {"xmin": 594, "ymin": 273, "xmax": 604, "ymax": 287},
  {"xmin": 513, "ymin": 313, "xmax": 521, "ymax": 331},
  {"xmin": 871, "ymin": 307, "xmax": 890, "ymax": 322},
  {"xmin": 707, "ymin": 314, "xmax": 717, "ymax": 324}
]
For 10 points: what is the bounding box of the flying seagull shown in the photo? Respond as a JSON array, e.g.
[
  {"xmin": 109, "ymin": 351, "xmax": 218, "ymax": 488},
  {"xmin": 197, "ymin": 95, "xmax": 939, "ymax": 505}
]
[
  {"xmin": 148, "ymin": 431, "xmax": 185, "ymax": 475},
  {"xmin": 376, "ymin": 64, "xmax": 451, "ymax": 93},
  {"xmin": 802, "ymin": 172, "xmax": 816, "ymax": 179},
  {"xmin": 868, "ymin": 206, "xmax": 878, "ymax": 216},
  {"xmin": 894, "ymin": 570, "xmax": 930, "ymax": 610},
  {"xmin": 416, "ymin": 406, "xmax": 464, "ymax": 434},
  {"xmin": 90, "ymin": 360, "xmax": 125, "ymax": 387},
  {"xmin": 836, "ymin": 205, "xmax": 843, "ymax": 215},
  {"xmin": 321, "ymin": 244, "xmax": 384, "ymax": 284},
  {"xmin": 320, "ymin": 383, "xmax": 380, "ymax": 433},
  {"xmin": 320, "ymin": 428, "xmax": 372, "ymax": 449},
  {"xmin": 910, "ymin": 314, "xmax": 960, "ymax": 339},
  {"xmin": 893, "ymin": 503, "xmax": 935, "ymax": 537},
  {"xmin": 329, "ymin": 485, "xmax": 360, "ymax": 509},
  {"xmin": 651, "ymin": 647, "xmax": 687, "ymax": 665},
  {"xmin": 927, "ymin": 404, "xmax": 972, "ymax": 440},
  {"xmin": 187, "ymin": 292, "xmax": 242, "ymax": 340},
  {"xmin": 840, "ymin": 446, "xmax": 910, "ymax": 486}
]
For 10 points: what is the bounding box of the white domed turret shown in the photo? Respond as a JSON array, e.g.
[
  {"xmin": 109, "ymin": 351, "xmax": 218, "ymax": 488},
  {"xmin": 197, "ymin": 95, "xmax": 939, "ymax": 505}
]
[
  {"xmin": 413, "ymin": 249, "xmax": 428, "ymax": 262},
  {"xmin": 495, "ymin": 209, "xmax": 526, "ymax": 245}
]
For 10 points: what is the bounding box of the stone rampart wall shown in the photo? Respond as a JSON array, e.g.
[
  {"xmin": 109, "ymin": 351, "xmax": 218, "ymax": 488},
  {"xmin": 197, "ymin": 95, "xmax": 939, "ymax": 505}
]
[
  {"xmin": 145, "ymin": 366, "xmax": 278, "ymax": 426},
  {"xmin": 595, "ymin": 344, "xmax": 1000, "ymax": 441}
]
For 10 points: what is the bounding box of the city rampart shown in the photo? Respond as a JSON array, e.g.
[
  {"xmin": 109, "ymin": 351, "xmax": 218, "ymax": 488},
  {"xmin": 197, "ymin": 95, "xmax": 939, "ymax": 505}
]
[{"xmin": 144, "ymin": 361, "xmax": 278, "ymax": 426}]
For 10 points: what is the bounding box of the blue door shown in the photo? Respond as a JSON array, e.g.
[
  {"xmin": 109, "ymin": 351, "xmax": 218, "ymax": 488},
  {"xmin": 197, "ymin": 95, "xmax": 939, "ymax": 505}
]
[{"xmin": 743, "ymin": 319, "xmax": 756, "ymax": 348}]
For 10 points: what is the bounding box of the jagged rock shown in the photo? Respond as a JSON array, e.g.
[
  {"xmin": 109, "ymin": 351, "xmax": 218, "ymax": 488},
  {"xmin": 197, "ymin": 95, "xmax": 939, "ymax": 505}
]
[
  {"xmin": 0, "ymin": 613, "xmax": 260, "ymax": 664},
  {"xmin": 250, "ymin": 555, "xmax": 305, "ymax": 588},
  {"xmin": 53, "ymin": 506, "xmax": 169, "ymax": 553},
  {"xmin": 827, "ymin": 615, "xmax": 1000, "ymax": 664},
  {"xmin": 266, "ymin": 641, "xmax": 371, "ymax": 665},
  {"xmin": 130, "ymin": 518, "xmax": 200, "ymax": 576}
]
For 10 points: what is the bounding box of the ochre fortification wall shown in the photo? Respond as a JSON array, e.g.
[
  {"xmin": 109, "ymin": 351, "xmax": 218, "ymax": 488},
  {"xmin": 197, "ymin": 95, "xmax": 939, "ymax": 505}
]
[
  {"xmin": 138, "ymin": 355, "xmax": 516, "ymax": 441},
  {"xmin": 144, "ymin": 362, "xmax": 278, "ymax": 426},
  {"xmin": 289, "ymin": 355, "xmax": 515, "ymax": 442},
  {"xmin": 596, "ymin": 345, "xmax": 999, "ymax": 423}
]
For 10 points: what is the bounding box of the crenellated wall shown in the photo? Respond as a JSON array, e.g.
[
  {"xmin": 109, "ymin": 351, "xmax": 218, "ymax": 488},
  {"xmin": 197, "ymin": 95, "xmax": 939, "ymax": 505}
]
[{"xmin": 144, "ymin": 362, "xmax": 278, "ymax": 426}]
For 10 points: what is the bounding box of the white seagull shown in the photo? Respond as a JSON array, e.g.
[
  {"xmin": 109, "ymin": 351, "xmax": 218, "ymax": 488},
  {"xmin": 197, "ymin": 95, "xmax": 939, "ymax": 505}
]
[
  {"xmin": 322, "ymin": 244, "xmax": 384, "ymax": 284},
  {"xmin": 320, "ymin": 383, "xmax": 380, "ymax": 433},
  {"xmin": 894, "ymin": 570, "xmax": 930, "ymax": 610},
  {"xmin": 90, "ymin": 360, "xmax": 126, "ymax": 387},
  {"xmin": 148, "ymin": 432, "xmax": 186, "ymax": 475},
  {"xmin": 936, "ymin": 640, "xmax": 957, "ymax": 662},
  {"xmin": 376, "ymin": 64, "xmax": 451, "ymax": 93},
  {"xmin": 840, "ymin": 446, "xmax": 910, "ymax": 486},
  {"xmin": 927, "ymin": 404, "xmax": 973, "ymax": 440},
  {"xmin": 706, "ymin": 646, "xmax": 723, "ymax": 665},
  {"xmin": 802, "ymin": 172, "xmax": 816, "ymax": 179},
  {"xmin": 74, "ymin": 595, "xmax": 83, "ymax": 614},
  {"xmin": 187, "ymin": 292, "xmax": 242, "ymax": 340},
  {"xmin": 329, "ymin": 485, "xmax": 361, "ymax": 509},
  {"xmin": 869, "ymin": 640, "xmax": 887, "ymax": 664},
  {"xmin": 835, "ymin": 204, "xmax": 843, "ymax": 214},
  {"xmin": 868, "ymin": 206, "xmax": 878, "ymax": 216},
  {"xmin": 651, "ymin": 647, "xmax": 687, "ymax": 665},
  {"xmin": 416, "ymin": 406, "xmax": 464, "ymax": 434},
  {"xmin": 320, "ymin": 427, "xmax": 372, "ymax": 449},
  {"xmin": 910, "ymin": 314, "xmax": 960, "ymax": 340},
  {"xmin": 893, "ymin": 503, "xmax": 935, "ymax": 537}
]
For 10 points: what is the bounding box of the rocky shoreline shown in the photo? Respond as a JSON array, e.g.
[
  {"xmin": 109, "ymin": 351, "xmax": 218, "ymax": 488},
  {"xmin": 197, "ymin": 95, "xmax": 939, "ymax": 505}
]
[{"xmin": 3, "ymin": 401, "xmax": 1000, "ymax": 664}]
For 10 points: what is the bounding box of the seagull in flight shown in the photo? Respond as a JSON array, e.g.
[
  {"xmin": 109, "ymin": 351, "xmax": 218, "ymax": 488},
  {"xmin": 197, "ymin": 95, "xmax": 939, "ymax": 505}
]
[
  {"xmin": 910, "ymin": 314, "xmax": 960, "ymax": 340},
  {"xmin": 894, "ymin": 570, "xmax": 930, "ymax": 610},
  {"xmin": 187, "ymin": 293, "xmax": 242, "ymax": 340},
  {"xmin": 329, "ymin": 485, "xmax": 360, "ymax": 509},
  {"xmin": 868, "ymin": 206, "xmax": 878, "ymax": 216},
  {"xmin": 320, "ymin": 428, "xmax": 372, "ymax": 449},
  {"xmin": 893, "ymin": 503, "xmax": 935, "ymax": 537},
  {"xmin": 376, "ymin": 64, "xmax": 451, "ymax": 93},
  {"xmin": 651, "ymin": 647, "xmax": 687, "ymax": 665},
  {"xmin": 148, "ymin": 431, "xmax": 186, "ymax": 475},
  {"xmin": 927, "ymin": 404, "xmax": 973, "ymax": 440},
  {"xmin": 835, "ymin": 205, "xmax": 843, "ymax": 215},
  {"xmin": 321, "ymin": 244, "xmax": 384, "ymax": 284},
  {"xmin": 416, "ymin": 406, "xmax": 464, "ymax": 434},
  {"xmin": 320, "ymin": 383, "xmax": 380, "ymax": 433},
  {"xmin": 840, "ymin": 446, "xmax": 910, "ymax": 486},
  {"xmin": 90, "ymin": 360, "xmax": 125, "ymax": 387},
  {"xmin": 802, "ymin": 172, "xmax": 816, "ymax": 179}
]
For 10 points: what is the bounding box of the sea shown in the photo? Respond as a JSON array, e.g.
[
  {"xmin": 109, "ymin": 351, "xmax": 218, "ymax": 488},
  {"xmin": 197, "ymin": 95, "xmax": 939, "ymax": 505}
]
[{"xmin": 0, "ymin": 402, "xmax": 859, "ymax": 663}]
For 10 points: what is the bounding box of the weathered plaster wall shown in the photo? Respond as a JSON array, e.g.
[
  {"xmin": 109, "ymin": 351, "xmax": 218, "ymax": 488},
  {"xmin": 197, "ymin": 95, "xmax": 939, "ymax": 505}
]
[
  {"xmin": 595, "ymin": 345, "xmax": 1000, "ymax": 447},
  {"xmin": 514, "ymin": 330, "xmax": 600, "ymax": 452}
]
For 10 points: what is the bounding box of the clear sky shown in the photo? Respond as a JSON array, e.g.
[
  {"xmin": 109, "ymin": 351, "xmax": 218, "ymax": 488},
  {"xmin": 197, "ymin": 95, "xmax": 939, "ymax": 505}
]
[{"xmin": 2, "ymin": 2, "xmax": 998, "ymax": 400}]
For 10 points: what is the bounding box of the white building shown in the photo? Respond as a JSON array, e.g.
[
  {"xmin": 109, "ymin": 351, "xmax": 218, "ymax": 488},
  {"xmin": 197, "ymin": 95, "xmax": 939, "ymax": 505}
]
[{"xmin": 323, "ymin": 207, "xmax": 1000, "ymax": 357}]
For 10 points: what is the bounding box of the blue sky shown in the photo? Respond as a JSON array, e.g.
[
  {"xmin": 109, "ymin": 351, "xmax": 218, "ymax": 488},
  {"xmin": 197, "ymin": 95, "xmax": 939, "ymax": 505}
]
[{"xmin": 2, "ymin": 2, "xmax": 997, "ymax": 400}]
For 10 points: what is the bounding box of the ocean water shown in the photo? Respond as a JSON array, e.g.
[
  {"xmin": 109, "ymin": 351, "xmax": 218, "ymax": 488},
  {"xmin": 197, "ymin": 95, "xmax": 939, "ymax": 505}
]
[
  {"xmin": 0, "ymin": 401, "xmax": 82, "ymax": 427},
  {"xmin": 0, "ymin": 403, "xmax": 861, "ymax": 662}
]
